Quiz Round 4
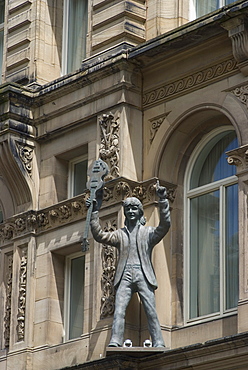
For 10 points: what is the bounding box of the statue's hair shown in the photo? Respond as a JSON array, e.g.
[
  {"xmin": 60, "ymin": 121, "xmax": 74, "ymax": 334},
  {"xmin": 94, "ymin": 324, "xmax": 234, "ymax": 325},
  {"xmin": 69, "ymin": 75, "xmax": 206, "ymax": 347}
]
[{"xmin": 123, "ymin": 197, "xmax": 146, "ymax": 226}]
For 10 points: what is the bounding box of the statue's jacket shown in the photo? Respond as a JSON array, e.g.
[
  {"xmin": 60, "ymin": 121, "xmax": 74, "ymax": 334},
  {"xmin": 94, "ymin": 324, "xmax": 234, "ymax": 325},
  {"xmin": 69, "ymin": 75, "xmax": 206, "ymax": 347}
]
[{"xmin": 90, "ymin": 199, "xmax": 170, "ymax": 290}]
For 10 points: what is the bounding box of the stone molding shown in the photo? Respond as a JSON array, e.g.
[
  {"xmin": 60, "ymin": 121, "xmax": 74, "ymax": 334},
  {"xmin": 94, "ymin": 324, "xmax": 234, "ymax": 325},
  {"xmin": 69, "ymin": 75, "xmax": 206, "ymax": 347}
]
[
  {"xmin": 0, "ymin": 178, "xmax": 176, "ymax": 245},
  {"xmin": 143, "ymin": 58, "xmax": 237, "ymax": 108},
  {"xmin": 100, "ymin": 217, "xmax": 117, "ymax": 319}
]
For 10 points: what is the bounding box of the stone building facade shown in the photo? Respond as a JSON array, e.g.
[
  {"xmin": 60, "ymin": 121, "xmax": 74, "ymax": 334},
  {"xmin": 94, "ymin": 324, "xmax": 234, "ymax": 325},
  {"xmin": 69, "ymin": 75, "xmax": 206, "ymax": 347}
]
[{"xmin": 1, "ymin": 0, "xmax": 248, "ymax": 369}]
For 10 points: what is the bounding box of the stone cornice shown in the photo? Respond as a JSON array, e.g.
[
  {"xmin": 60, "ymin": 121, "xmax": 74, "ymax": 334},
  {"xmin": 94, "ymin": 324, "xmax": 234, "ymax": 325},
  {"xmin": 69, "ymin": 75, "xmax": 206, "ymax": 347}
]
[{"xmin": 0, "ymin": 177, "xmax": 176, "ymax": 245}]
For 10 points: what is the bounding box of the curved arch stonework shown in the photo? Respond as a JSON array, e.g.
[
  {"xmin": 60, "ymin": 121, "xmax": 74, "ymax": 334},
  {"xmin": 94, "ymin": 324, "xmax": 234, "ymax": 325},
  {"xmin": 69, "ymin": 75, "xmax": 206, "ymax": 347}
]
[{"xmin": 0, "ymin": 137, "xmax": 38, "ymax": 214}]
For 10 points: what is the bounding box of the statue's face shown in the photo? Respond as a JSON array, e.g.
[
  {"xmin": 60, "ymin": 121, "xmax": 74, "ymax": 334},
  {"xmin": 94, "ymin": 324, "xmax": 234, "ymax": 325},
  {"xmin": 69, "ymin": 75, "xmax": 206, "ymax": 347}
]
[{"xmin": 124, "ymin": 204, "xmax": 140, "ymax": 223}]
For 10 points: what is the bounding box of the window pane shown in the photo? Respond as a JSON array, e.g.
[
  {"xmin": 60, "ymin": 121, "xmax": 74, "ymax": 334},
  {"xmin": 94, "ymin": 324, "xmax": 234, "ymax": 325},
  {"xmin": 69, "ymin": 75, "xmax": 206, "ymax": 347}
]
[
  {"xmin": 0, "ymin": 0, "xmax": 5, "ymax": 24},
  {"xmin": 195, "ymin": 0, "xmax": 219, "ymax": 17},
  {"xmin": 190, "ymin": 191, "xmax": 220, "ymax": 318},
  {"xmin": 191, "ymin": 131, "xmax": 237, "ymax": 189},
  {"xmin": 67, "ymin": 0, "xmax": 88, "ymax": 73},
  {"xmin": 0, "ymin": 207, "xmax": 3, "ymax": 223},
  {"xmin": 69, "ymin": 255, "xmax": 85, "ymax": 339},
  {"xmin": 73, "ymin": 159, "xmax": 87, "ymax": 196},
  {"xmin": 225, "ymin": 183, "xmax": 239, "ymax": 310}
]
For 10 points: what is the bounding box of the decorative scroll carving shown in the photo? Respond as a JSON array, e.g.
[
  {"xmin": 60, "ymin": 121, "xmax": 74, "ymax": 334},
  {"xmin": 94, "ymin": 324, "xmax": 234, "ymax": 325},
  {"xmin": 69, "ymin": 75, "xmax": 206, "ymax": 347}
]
[
  {"xmin": 232, "ymin": 85, "xmax": 248, "ymax": 107},
  {"xmin": 0, "ymin": 178, "xmax": 176, "ymax": 244},
  {"xmin": 99, "ymin": 113, "xmax": 120, "ymax": 179},
  {"xmin": 100, "ymin": 218, "xmax": 117, "ymax": 319},
  {"xmin": 227, "ymin": 145, "xmax": 248, "ymax": 172},
  {"xmin": 143, "ymin": 58, "xmax": 237, "ymax": 107},
  {"xmin": 149, "ymin": 114, "xmax": 168, "ymax": 144},
  {"xmin": 17, "ymin": 143, "xmax": 33, "ymax": 175},
  {"xmin": 4, "ymin": 254, "xmax": 13, "ymax": 348},
  {"xmin": 17, "ymin": 248, "xmax": 28, "ymax": 341}
]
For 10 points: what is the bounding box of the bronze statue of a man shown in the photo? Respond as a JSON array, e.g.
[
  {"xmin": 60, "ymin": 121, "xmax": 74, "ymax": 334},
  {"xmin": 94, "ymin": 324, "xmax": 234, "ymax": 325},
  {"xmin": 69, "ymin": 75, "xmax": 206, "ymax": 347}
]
[{"xmin": 88, "ymin": 182, "xmax": 170, "ymax": 347}]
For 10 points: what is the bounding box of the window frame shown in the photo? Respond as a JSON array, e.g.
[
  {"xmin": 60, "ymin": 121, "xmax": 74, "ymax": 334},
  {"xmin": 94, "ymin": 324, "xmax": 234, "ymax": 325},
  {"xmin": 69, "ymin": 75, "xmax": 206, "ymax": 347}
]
[
  {"xmin": 68, "ymin": 154, "xmax": 88, "ymax": 198},
  {"xmin": 63, "ymin": 251, "xmax": 86, "ymax": 342},
  {"xmin": 189, "ymin": 0, "xmax": 236, "ymax": 21},
  {"xmin": 0, "ymin": 0, "xmax": 5, "ymax": 84},
  {"xmin": 62, "ymin": 0, "xmax": 89, "ymax": 75},
  {"xmin": 184, "ymin": 126, "xmax": 238, "ymax": 325}
]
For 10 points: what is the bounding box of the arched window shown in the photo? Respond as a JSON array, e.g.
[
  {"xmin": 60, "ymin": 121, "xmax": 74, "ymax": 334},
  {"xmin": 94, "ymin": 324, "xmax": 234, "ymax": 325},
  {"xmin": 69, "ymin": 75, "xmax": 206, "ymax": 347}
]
[{"xmin": 185, "ymin": 128, "xmax": 239, "ymax": 322}]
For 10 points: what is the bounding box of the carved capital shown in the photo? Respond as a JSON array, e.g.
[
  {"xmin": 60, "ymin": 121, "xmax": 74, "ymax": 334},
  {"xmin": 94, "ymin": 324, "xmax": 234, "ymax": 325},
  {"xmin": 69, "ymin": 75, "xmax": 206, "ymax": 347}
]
[{"xmin": 227, "ymin": 144, "xmax": 248, "ymax": 173}]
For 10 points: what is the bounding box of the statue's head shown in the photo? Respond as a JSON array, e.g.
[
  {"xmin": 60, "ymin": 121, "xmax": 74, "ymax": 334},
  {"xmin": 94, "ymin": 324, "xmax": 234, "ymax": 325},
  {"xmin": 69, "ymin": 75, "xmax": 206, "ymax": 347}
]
[{"xmin": 123, "ymin": 197, "xmax": 146, "ymax": 226}]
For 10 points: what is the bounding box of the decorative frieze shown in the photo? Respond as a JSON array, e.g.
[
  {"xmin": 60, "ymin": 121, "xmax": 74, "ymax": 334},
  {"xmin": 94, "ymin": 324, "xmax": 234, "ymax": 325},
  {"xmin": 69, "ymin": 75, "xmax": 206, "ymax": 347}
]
[
  {"xmin": 4, "ymin": 254, "xmax": 13, "ymax": 348},
  {"xmin": 99, "ymin": 113, "xmax": 120, "ymax": 179},
  {"xmin": 0, "ymin": 178, "xmax": 176, "ymax": 244},
  {"xmin": 100, "ymin": 218, "xmax": 118, "ymax": 319},
  {"xmin": 143, "ymin": 58, "xmax": 237, "ymax": 108},
  {"xmin": 17, "ymin": 248, "xmax": 28, "ymax": 342}
]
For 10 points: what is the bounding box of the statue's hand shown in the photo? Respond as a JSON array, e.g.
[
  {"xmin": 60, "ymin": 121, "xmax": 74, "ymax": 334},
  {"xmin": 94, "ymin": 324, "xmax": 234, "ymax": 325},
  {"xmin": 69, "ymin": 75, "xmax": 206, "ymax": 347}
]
[
  {"xmin": 86, "ymin": 188, "xmax": 104, "ymax": 212},
  {"xmin": 86, "ymin": 198, "xmax": 98, "ymax": 212},
  {"xmin": 156, "ymin": 180, "xmax": 167, "ymax": 200}
]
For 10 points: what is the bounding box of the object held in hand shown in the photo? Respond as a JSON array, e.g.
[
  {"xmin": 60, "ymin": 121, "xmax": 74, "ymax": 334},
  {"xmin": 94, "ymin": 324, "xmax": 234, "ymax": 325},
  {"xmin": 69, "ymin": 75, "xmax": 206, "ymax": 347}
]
[{"xmin": 82, "ymin": 159, "xmax": 109, "ymax": 252}]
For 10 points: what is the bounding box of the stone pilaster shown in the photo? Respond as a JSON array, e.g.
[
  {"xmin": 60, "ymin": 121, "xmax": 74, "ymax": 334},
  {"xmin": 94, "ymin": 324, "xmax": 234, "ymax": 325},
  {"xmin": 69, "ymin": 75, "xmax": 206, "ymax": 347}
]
[{"xmin": 227, "ymin": 145, "xmax": 248, "ymax": 333}]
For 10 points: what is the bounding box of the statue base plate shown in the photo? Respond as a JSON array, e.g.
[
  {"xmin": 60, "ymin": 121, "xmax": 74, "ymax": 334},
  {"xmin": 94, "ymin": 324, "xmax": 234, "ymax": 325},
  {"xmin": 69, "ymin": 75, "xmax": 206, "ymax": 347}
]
[{"xmin": 106, "ymin": 346, "xmax": 168, "ymax": 357}]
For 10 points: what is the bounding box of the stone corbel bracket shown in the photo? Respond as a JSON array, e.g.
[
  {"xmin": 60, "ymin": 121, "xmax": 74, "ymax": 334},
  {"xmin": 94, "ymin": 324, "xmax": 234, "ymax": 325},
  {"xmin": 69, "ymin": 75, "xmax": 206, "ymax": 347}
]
[
  {"xmin": 226, "ymin": 144, "xmax": 248, "ymax": 174},
  {"xmin": 222, "ymin": 15, "xmax": 248, "ymax": 76}
]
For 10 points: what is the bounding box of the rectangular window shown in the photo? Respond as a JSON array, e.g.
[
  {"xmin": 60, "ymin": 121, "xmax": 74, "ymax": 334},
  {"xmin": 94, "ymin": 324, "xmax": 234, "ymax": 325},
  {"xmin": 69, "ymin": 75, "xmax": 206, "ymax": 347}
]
[
  {"xmin": 190, "ymin": 191, "xmax": 220, "ymax": 319},
  {"xmin": 62, "ymin": 0, "xmax": 88, "ymax": 75},
  {"xmin": 64, "ymin": 253, "xmax": 85, "ymax": 340},
  {"xmin": 0, "ymin": 0, "xmax": 5, "ymax": 84},
  {"xmin": 68, "ymin": 155, "xmax": 88, "ymax": 197}
]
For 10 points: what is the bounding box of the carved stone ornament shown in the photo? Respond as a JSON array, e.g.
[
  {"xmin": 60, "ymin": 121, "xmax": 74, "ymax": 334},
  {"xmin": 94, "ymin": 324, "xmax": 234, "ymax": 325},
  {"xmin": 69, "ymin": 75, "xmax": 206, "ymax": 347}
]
[
  {"xmin": 17, "ymin": 248, "xmax": 28, "ymax": 341},
  {"xmin": 149, "ymin": 114, "xmax": 169, "ymax": 144},
  {"xmin": 226, "ymin": 144, "xmax": 248, "ymax": 173},
  {"xmin": 4, "ymin": 253, "xmax": 13, "ymax": 348},
  {"xmin": 100, "ymin": 218, "xmax": 118, "ymax": 319},
  {"xmin": 17, "ymin": 143, "xmax": 33, "ymax": 175},
  {"xmin": 0, "ymin": 178, "xmax": 176, "ymax": 244},
  {"xmin": 99, "ymin": 113, "xmax": 120, "ymax": 179},
  {"xmin": 143, "ymin": 58, "xmax": 237, "ymax": 107},
  {"xmin": 222, "ymin": 16, "xmax": 248, "ymax": 75},
  {"xmin": 232, "ymin": 85, "xmax": 248, "ymax": 108}
]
